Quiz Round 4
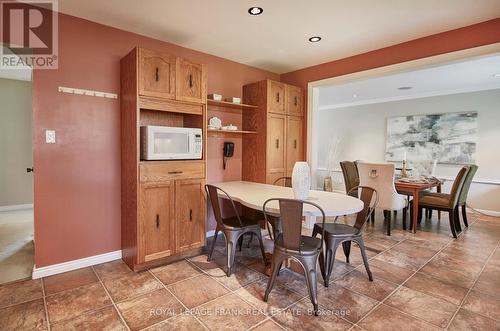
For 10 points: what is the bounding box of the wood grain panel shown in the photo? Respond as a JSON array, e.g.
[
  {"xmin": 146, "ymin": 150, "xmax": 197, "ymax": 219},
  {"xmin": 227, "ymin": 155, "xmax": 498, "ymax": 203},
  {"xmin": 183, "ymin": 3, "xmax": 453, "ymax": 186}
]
[
  {"xmin": 175, "ymin": 179, "xmax": 206, "ymax": 252},
  {"xmin": 267, "ymin": 80, "xmax": 285, "ymax": 114},
  {"xmin": 267, "ymin": 113, "xmax": 286, "ymax": 175},
  {"xmin": 176, "ymin": 58, "xmax": 207, "ymax": 104},
  {"xmin": 286, "ymin": 116, "xmax": 304, "ymax": 176},
  {"xmin": 140, "ymin": 161, "xmax": 205, "ymax": 182},
  {"xmin": 285, "ymin": 85, "xmax": 303, "ymax": 116},
  {"xmin": 139, "ymin": 109, "xmax": 184, "ymax": 127},
  {"xmin": 138, "ymin": 48, "xmax": 176, "ymax": 99},
  {"xmin": 139, "ymin": 96, "xmax": 203, "ymax": 115}
]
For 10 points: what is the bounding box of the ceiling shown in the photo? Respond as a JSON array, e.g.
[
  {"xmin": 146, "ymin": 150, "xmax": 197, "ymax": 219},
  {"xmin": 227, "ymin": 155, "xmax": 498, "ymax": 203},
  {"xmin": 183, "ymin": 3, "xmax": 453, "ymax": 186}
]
[
  {"xmin": 318, "ymin": 54, "xmax": 500, "ymax": 110},
  {"xmin": 57, "ymin": 0, "xmax": 500, "ymax": 74}
]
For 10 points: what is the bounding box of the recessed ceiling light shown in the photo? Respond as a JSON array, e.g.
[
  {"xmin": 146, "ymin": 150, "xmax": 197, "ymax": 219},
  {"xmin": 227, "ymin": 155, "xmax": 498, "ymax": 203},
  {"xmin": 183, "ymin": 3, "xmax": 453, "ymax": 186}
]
[
  {"xmin": 248, "ymin": 7, "xmax": 263, "ymax": 15},
  {"xmin": 493, "ymin": 73, "xmax": 500, "ymax": 78},
  {"xmin": 397, "ymin": 86, "xmax": 413, "ymax": 90},
  {"xmin": 352, "ymin": 94, "xmax": 358, "ymax": 98},
  {"xmin": 308, "ymin": 36, "xmax": 322, "ymax": 42}
]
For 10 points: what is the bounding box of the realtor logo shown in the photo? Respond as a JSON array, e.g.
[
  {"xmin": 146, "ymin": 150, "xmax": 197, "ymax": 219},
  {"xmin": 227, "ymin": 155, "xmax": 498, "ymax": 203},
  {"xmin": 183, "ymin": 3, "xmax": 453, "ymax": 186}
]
[{"xmin": 1, "ymin": 0, "xmax": 58, "ymax": 69}]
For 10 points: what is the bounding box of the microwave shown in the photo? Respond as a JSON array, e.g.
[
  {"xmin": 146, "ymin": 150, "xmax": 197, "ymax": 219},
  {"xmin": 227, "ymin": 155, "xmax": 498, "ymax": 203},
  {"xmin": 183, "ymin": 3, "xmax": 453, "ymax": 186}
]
[{"xmin": 140, "ymin": 126, "xmax": 202, "ymax": 160}]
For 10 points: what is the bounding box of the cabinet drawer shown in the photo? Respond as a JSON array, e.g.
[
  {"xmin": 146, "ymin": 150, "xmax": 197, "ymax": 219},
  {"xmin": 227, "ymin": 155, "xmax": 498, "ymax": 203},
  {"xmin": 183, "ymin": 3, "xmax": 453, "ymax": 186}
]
[{"xmin": 140, "ymin": 161, "xmax": 205, "ymax": 182}]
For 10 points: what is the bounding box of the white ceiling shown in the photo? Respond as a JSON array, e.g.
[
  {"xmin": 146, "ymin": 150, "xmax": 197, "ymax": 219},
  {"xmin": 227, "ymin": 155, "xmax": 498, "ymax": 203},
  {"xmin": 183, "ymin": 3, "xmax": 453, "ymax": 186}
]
[
  {"xmin": 57, "ymin": 0, "xmax": 500, "ymax": 74},
  {"xmin": 318, "ymin": 54, "xmax": 500, "ymax": 110}
]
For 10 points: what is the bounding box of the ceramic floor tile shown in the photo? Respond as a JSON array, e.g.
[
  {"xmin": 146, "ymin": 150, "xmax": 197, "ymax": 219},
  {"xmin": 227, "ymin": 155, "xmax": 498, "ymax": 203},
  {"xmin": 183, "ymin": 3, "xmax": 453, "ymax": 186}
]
[
  {"xmin": 43, "ymin": 267, "xmax": 99, "ymax": 295},
  {"xmin": 212, "ymin": 263, "xmax": 264, "ymax": 290},
  {"xmin": 385, "ymin": 286, "xmax": 457, "ymax": 328},
  {"xmin": 473, "ymin": 265, "xmax": 500, "ymax": 297},
  {"xmin": 420, "ymin": 260, "xmax": 476, "ymax": 289},
  {"xmin": 358, "ymin": 304, "xmax": 441, "ymax": 331},
  {"xmin": 367, "ymin": 259, "xmax": 414, "ymax": 284},
  {"xmin": 449, "ymin": 308, "xmax": 500, "ymax": 330},
  {"xmin": 0, "ymin": 278, "xmax": 43, "ymax": 309},
  {"xmin": 335, "ymin": 269, "xmax": 398, "ymax": 301},
  {"xmin": 50, "ymin": 306, "xmax": 126, "ymax": 331},
  {"xmin": 94, "ymin": 260, "xmax": 136, "ymax": 282},
  {"xmin": 404, "ymin": 271, "xmax": 469, "ymax": 305},
  {"xmin": 150, "ymin": 260, "xmax": 201, "ymax": 285},
  {"xmin": 194, "ymin": 293, "xmax": 266, "ymax": 331},
  {"xmin": 462, "ymin": 289, "xmax": 500, "ymax": 322},
  {"xmin": 249, "ymin": 318, "xmax": 285, "ymax": 331},
  {"xmin": 102, "ymin": 271, "xmax": 163, "ymax": 302},
  {"xmin": 168, "ymin": 274, "xmax": 229, "ymax": 308},
  {"xmin": 272, "ymin": 298, "xmax": 353, "ymax": 331},
  {"xmin": 45, "ymin": 282, "xmax": 111, "ymax": 324},
  {"xmin": 145, "ymin": 313, "xmax": 205, "ymax": 331},
  {"xmin": 116, "ymin": 288, "xmax": 184, "ymax": 331},
  {"xmin": 274, "ymin": 268, "xmax": 324, "ymax": 296},
  {"xmin": 317, "ymin": 284, "xmax": 379, "ymax": 323},
  {"xmin": 0, "ymin": 298, "xmax": 47, "ymax": 330}
]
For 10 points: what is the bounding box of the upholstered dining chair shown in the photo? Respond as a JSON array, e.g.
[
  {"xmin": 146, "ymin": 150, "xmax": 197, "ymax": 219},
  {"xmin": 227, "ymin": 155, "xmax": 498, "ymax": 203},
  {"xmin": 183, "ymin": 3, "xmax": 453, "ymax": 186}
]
[
  {"xmin": 357, "ymin": 162, "xmax": 407, "ymax": 235},
  {"xmin": 312, "ymin": 186, "xmax": 378, "ymax": 287},
  {"xmin": 456, "ymin": 165, "xmax": 478, "ymax": 228},
  {"xmin": 205, "ymin": 184, "xmax": 267, "ymax": 276},
  {"xmin": 413, "ymin": 166, "xmax": 470, "ymax": 238},
  {"xmin": 262, "ymin": 198, "xmax": 326, "ymax": 315},
  {"xmin": 340, "ymin": 161, "xmax": 360, "ymax": 197}
]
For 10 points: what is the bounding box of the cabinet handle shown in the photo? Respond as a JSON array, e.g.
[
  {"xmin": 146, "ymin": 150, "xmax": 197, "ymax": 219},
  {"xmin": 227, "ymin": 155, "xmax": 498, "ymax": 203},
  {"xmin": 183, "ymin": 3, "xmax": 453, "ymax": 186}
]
[
  {"xmin": 275, "ymin": 139, "xmax": 279, "ymax": 149},
  {"xmin": 155, "ymin": 67, "xmax": 159, "ymax": 82},
  {"xmin": 294, "ymin": 139, "xmax": 297, "ymax": 149},
  {"xmin": 168, "ymin": 171, "xmax": 183, "ymax": 174},
  {"xmin": 156, "ymin": 214, "xmax": 160, "ymax": 228},
  {"xmin": 189, "ymin": 74, "xmax": 193, "ymax": 88},
  {"xmin": 189, "ymin": 209, "xmax": 193, "ymax": 221},
  {"xmin": 276, "ymin": 93, "xmax": 280, "ymax": 103},
  {"xmin": 294, "ymin": 96, "xmax": 298, "ymax": 106}
]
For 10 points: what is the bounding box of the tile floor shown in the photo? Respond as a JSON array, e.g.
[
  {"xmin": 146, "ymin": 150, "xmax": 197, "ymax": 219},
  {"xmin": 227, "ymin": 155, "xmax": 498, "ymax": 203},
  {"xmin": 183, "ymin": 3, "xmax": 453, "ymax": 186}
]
[{"xmin": 0, "ymin": 211, "xmax": 499, "ymax": 330}]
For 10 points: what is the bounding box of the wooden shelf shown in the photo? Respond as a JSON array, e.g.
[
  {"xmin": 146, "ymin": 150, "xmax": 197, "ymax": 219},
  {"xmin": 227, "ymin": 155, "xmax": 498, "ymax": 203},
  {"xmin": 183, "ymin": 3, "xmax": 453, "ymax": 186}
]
[
  {"xmin": 207, "ymin": 129, "xmax": 256, "ymax": 137},
  {"xmin": 207, "ymin": 99, "xmax": 258, "ymax": 110}
]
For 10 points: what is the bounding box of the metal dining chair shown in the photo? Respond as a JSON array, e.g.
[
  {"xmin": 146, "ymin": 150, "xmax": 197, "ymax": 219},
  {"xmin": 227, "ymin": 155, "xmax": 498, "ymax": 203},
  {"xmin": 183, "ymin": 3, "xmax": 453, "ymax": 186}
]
[
  {"xmin": 273, "ymin": 176, "xmax": 292, "ymax": 187},
  {"xmin": 262, "ymin": 198, "xmax": 326, "ymax": 315},
  {"xmin": 312, "ymin": 186, "xmax": 378, "ymax": 287},
  {"xmin": 205, "ymin": 184, "xmax": 267, "ymax": 276}
]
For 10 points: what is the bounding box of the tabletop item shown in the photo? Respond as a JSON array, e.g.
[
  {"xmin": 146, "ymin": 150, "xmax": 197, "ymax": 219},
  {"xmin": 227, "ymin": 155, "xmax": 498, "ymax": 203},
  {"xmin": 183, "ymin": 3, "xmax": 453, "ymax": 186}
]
[
  {"xmin": 225, "ymin": 97, "xmax": 241, "ymax": 104},
  {"xmin": 221, "ymin": 124, "xmax": 238, "ymax": 131},
  {"xmin": 292, "ymin": 162, "xmax": 311, "ymax": 200},
  {"xmin": 207, "ymin": 93, "xmax": 222, "ymax": 101},
  {"xmin": 208, "ymin": 116, "xmax": 222, "ymax": 130}
]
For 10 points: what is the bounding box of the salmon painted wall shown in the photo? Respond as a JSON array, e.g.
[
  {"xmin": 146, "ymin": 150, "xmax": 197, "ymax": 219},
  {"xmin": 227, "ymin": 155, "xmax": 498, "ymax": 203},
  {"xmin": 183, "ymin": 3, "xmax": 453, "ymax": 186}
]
[{"xmin": 31, "ymin": 13, "xmax": 278, "ymax": 267}]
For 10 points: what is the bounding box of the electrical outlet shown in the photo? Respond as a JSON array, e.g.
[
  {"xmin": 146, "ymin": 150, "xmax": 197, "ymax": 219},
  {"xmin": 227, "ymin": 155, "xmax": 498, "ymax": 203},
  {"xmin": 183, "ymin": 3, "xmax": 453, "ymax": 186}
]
[{"xmin": 45, "ymin": 130, "xmax": 56, "ymax": 143}]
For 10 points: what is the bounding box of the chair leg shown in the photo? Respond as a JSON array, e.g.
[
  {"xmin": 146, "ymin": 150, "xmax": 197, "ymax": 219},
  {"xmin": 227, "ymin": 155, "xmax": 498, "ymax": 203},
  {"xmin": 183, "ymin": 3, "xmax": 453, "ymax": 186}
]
[
  {"xmin": 247, "ymin": 233, "xmax": 254, "ymax": 248},
  {"xmin": 386, "ymin": 211, "xmax": 391, "ymax": 236},
  {"xmin": 225, "ymin": 231, "xmax": 240, "ymax": 276},
  {"xmin": 371, "ymin": 210, "xmax": 375, "ymax": 224},
  {"xmin": 264, "ymin": 251, "xmax": 285, "ymax": 302},
  {"xmin": 454, "ymin": 206, "xmax": 462, "ymax": 233},
  {"xmin": 322, "ymin": 241, "xmax": 339, "ymax": 287},
  {"xmin": 409, "ymin": 202, "xmax": 414, "ymax": 231},
  {"xmin": 207, "ymin": 228, "xmax": 220, "ymax": 261},
  {"xmin": 402, "ymin": 207, "xmax": 407, "ymax": 230},
  {"xmin": 254, "ymin": 229, "xmax": 268, "ymax": 266},
  {"xmin": 300, "ymin": 255, "xmax": 319, "ymax": 315},
  {"xmin": 393, "ymin": 210, "xmax": 397, "ymax": 220},
  {"xmin": 461, "ymin": 205, "xmax": 469, "ymax": 227},
  {"xmin": 418, "ymin": 207, "xmax": 423, "ymax": 224},
  {"xmin": 238, "ymin": 236, "xmax": 243, "ymax": 252},
  {"xmin": 342, "ymin": 241, "xmax": 351, "ymax": 263},
  {"xmin": 355, "ymin": 237, "xmax": 373, "ymax": 281},
  {"xmin": 448, "ymin": 210, "xmax": 458, "ymax": 239},
  {"xmin": 428, "ymin": 209, "xmax": 433, "ymax": 219}
]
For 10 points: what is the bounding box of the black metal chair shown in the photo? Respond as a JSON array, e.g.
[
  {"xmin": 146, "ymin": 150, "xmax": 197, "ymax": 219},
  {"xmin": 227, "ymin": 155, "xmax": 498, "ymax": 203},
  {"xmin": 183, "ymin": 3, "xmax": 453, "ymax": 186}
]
[
  {"xmin": 205, "ymin": 184, "xmax": 267, "ymax": 276},
  {"xmin": 262, "ymin": 198, "xmax": 325, "ymax": 315},
  {"xmin": 312, "ymin": 186, "xmax": 378, "ymax": 287}
]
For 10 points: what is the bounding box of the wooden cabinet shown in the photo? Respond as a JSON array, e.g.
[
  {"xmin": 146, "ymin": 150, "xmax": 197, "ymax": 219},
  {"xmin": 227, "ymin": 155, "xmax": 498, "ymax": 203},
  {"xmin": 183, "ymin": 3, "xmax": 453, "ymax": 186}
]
[
  {"xmin": 268, "ymin": 80, "xmax": 285, "ymax": 114},
  {"xmin": 242, "ymin": 80, "xmax": 305, "ymax": 185},
  {"xmin": 138, "ymin": 48, "xmax": 176, "ymax": 99},
  {"xmin": 286, "ymin": 85, "xmax": 303, "ymax": 116},
  {"xmin": 176, "ymin": 58, "xmax": 207, "ymax": 104},
  {"xmin": 286, "ymin": 116, "xmax": 304, "ymax": 176},
  {"xmin": 138, "ymin": 182, "xmax": 175, "ymax": 263},
  {"xmin": 175, "ymin": 179, "xmax": 206, "ymax": 252}
]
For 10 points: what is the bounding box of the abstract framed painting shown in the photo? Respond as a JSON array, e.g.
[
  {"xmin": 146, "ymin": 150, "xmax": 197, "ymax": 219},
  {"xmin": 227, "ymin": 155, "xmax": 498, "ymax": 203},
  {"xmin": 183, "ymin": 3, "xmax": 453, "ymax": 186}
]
[{"xmin": 385, "ymin": 112, "xmax": 477, "ymax": 164}]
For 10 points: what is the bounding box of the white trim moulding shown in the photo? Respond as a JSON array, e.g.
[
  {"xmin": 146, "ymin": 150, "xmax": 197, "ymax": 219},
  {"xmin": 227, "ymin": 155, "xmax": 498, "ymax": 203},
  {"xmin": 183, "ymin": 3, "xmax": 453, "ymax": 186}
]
[
  {"xmin": 0, "ymin": 204, "xmax": 33, "ymax": 212},
  {"xmin": 58, "ymin": 86, "xmax": 118, "ymax": 99}
]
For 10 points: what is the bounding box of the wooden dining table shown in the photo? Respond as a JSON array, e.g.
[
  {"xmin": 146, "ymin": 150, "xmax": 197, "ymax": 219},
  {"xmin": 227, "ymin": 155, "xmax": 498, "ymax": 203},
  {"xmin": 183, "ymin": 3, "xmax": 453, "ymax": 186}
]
[
  {"xmin": 395, "ymin": 178, "xmax": 442, "ymax": 233},
  {"xmin": 215, "ymin": 181, "xmax": 364, "ymax": 229}
]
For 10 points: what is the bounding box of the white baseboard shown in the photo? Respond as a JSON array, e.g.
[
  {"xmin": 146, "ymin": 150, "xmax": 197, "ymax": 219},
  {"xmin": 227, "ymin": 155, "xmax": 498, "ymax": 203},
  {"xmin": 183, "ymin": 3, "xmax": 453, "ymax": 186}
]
[
  {"xmin": 471, "ymin": 208, "xmax": 500, "ymax": 217},
  {"xmin": 32, "ymin": 250, "xmax": 122, "ymax": 279},
  {"xmin": 0, "ymin": 204, "xmax": 33, "ymax": 212}
]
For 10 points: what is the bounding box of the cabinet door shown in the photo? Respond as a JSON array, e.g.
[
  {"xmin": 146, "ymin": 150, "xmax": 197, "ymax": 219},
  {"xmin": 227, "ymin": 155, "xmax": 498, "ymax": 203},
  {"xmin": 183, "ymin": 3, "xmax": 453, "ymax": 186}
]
[
  {"xmin": 176, "ymin": 58, "xmax": 206, "ymax": 104},
  {"xmin": 138, "ymin": 181, "xmax": 175, "ymax": 263},
  {"xmin": 286, "ymin": 116, "xmax": 304, "ymax": 176},
  {"xmin": 138, "ymin": 48, "xmax": 176, "ymax": 99},
  {"xmin": 268, "ymin": 80, "xmax": 285, "ymax": 114},
  {"xmin": 175, "ymin": 179, "xmax": 206, "ymax": 252},
  {"xmin": 267, "ymin": 113, "xmax": 286, "ymax": 180},
  {"xmin": 286, "ymin": 85, "xmax": 303, "ymax": 116}
]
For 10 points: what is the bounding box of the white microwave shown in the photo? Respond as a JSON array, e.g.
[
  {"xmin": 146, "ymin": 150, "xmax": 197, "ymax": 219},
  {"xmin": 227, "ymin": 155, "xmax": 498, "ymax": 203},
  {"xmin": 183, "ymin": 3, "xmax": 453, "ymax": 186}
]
[{"xmin": 140, "ymin": 126, "xmax": 202, "ymax": 160}]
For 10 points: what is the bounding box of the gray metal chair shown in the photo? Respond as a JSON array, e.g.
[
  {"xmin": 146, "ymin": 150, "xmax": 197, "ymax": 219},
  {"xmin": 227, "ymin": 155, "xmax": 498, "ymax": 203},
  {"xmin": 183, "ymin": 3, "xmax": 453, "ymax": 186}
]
[
  {"xmin": 312, "ymin": 186, "xmax": 378, "ymax": 287},
  {"xmin": 273, "ymin": 176, "xmax": 292, "ymax": 187},
  {"xmin": 263, "ymin": 198, "xmax": 325, "ymax": 315},
  {"xmin": 205, "ymin": 184, "xmax": 267, "ymax": 276}
]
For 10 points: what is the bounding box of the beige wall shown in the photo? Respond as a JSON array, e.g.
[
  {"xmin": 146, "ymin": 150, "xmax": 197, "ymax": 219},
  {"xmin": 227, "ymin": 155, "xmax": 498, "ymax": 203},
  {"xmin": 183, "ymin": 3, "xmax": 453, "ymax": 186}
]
[
  {"xmin": 0, "ymin": 78, "xmax": 32, "ymax": 207},
  {"xmin": 314, "ymin": 89, "xmax": 500, "ymax": 212}
]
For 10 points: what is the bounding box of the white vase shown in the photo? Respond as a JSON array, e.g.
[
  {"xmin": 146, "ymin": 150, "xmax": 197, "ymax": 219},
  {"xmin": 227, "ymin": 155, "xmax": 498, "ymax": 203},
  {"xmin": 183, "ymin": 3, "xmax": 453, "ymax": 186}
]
[{"xmin": 292, "ymin": 162, "xmax": 311, "ymax": 200}]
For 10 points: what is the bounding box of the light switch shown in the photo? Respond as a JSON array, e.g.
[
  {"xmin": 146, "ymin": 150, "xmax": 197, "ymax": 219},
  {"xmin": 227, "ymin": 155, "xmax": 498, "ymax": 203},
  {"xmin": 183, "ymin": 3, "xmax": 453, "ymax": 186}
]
[{"xmin": 45, "ymin": 130, "xmax": 56, "ymax": 143}]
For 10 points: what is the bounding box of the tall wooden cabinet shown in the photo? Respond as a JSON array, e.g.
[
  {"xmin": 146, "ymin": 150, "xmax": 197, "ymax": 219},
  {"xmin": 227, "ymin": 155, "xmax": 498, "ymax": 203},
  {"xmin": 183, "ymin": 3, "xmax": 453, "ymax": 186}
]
[
  {"xmin": 242, "ymin": 80, "xmax": 305, "ymax": 183},
  {"xmin": 121, "ymin": 47, "xmax": 207, "ymax": 271}
]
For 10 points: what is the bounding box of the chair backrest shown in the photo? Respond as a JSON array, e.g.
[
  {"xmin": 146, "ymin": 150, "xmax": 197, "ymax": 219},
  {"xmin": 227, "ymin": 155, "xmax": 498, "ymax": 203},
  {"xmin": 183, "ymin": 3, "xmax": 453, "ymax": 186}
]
[
  {"xmin": 448, "ymin": 166, "xmax": 470, "ymax": 208},
  {"xmin": 458, "ymin": 165, "xmax": 478, "ymax": 205},
  {"xmin": 205, "ymin": 184, "xmax": 243, "ymax": 228},
  {"xmin": 273, "ymin": 176, "xmax": 292, "ymax": 188},
  {"xmin": 340, "ymin": 161, "xmax": 359, "ymax": 197},
  {"xmin": 357, "ymin": 162, "xmax": 403, "ymax": 210},
  {"xmin": 348, "ymin": 186, "xmax": 378, "ymax": 233},
  {"xmin": 262, "ymin": 198, "xmax": 325, "ymax": 251}
]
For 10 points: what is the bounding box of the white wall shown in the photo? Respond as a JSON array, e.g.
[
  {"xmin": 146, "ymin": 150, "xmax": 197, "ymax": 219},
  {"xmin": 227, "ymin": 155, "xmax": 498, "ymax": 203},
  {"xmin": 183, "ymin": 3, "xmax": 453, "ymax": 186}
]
[{"xmin": 313, "ymin": 89, "xmax": 500, "ymax": 212}]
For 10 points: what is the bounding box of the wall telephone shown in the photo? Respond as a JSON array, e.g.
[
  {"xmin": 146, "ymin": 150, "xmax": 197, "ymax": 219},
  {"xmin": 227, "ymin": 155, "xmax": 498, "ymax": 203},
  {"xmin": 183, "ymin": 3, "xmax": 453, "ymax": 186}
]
[{"xmin": 223, "ymin": 142, "xmax": 234, "ymax": 169}]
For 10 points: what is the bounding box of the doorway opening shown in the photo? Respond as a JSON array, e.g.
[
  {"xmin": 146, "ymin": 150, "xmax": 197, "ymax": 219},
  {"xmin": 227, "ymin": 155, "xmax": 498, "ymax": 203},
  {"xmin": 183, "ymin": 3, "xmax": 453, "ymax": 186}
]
[{"xmin": 0, "ymin": 44, "xmax": 34, "ymax": 284}]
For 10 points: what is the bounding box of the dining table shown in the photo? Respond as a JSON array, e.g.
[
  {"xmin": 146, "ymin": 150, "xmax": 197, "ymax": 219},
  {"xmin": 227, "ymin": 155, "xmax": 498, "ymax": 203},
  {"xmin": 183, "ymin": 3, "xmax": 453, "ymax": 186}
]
[
  {"xmin": 395, "ymin": 178, "xmax": 442, "ymax": 233},
  {"xmin": 214, "ymin": 181, "xmax": 364, "ymax": 229}
]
